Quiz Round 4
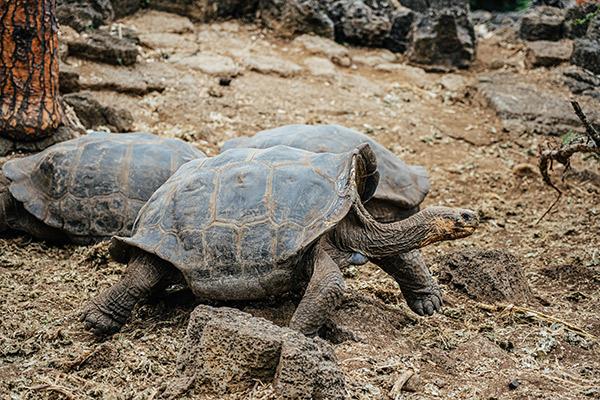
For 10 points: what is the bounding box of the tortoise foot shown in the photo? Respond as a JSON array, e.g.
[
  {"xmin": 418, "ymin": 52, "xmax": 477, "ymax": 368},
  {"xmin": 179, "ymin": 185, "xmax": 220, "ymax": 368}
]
[
  {"xmin": 405, "ymin": 287, "xmax": 443, "ymax": 317},
  {"xmin": 80, "ymin": 302, "xmax": 125, "ymax": 336}
]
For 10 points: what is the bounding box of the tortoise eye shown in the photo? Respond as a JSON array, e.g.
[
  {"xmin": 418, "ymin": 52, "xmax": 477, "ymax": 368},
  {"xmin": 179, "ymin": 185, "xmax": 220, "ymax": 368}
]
[{"xmin": 461, "ymin": 212, "xmax": 473, "ymax": 221}]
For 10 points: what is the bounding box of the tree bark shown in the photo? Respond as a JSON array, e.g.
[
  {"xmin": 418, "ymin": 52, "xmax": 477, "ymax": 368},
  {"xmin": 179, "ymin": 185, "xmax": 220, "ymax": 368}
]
[{"xmin": 0, "ymin": 0, "xmax": 63, "ymax": 142}]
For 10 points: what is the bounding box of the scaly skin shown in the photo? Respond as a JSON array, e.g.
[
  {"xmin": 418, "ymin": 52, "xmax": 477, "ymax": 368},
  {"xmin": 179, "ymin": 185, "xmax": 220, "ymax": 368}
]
[
  {"xmin": 373, "ymin": 251, "xmax": 442, "ymax": 316},
  {"xmin": 366, "ymin": 201, "xmax": 442, "ymax": 316},
  {"xmin": 80, "ymin": 251, "xmax": 172, "ymax": 335}
]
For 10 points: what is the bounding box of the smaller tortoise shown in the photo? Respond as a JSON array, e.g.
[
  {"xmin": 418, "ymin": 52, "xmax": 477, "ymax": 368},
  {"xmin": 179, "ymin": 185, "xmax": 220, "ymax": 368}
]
[
  {"xmin": 0, "ymin": 132, "xmax": 205, "ymax": 244},
  {"xmin": 81, "ymin": 144, "xmax": 478, "ymax": 336},
  {"xmin": 222, "ymin": 124, "xmax": 440, "ymax": 316}
]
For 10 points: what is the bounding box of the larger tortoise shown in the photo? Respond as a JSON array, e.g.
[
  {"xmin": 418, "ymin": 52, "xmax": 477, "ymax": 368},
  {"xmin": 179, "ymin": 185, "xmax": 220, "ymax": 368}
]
[
  {"xmin": 0, "ymin": 132, "xmax": 205, "ymax": 244},
  {"xmin": 222, "ymin": 124, "xmax": 440, "ymax": 316},
  {"xmin": 81, "ymin": 144, "xmax": 478, "ymax": 336}
]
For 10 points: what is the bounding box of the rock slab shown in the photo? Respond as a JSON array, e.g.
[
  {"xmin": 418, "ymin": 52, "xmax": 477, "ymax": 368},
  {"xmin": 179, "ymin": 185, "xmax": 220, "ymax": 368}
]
[
  {"xmin": 66, "ymin": 31, "xmax": 139, "ymax": 66},
  {"xmin": 525, "ymin": 40, "xmax": 573, "ymax": 68},
  {"xmin": 63, "ymin": 92, "xmax": 134, "ymax": 132},
  {"xmin": 176, "ymin": 305, "xmax": 346, "ymax": 398},
  {"xmin": 477, "ymin": 73, "xmax": 598, "ymax": 135}
]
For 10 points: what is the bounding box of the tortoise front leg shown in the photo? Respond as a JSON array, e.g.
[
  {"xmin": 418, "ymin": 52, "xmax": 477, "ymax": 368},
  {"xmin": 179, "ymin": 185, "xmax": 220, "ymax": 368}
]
[
  {"xmin": 373, "ymin": 250, "xmax": 442, "ymax": 316},
  {"xmin": 289, "ymin": 242, "xmax": 345, "ymax": 336},
  {"xmin": 81, "ymin": 250, "xmax": 171, "ymax": 335}
]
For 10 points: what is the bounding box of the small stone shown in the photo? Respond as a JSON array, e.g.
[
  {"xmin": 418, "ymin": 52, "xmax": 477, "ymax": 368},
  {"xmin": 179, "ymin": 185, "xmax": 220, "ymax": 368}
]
[
  {"xmin": 375, "ymin": 63, "xmax": 430, "ymax": 88},
  {"xmin": 519, "ymin": 6, "xmax": 565, "ymax": 41},
  {"xmin": 66, "ymin": 31, "xmax": 139, "ymax": 66},
  {"xmin": 438, "ymin": 73, "xmax": 469, "ymax": 92},
  {"xmin": 352, "ymin": 49, "xmax": 398, "ymax": 66},
  {"xmin": 243, "ymin": 55, "xmax": 302, "ymax": 77},
  {"xmin": 525, "ymin": 40, "xmax": 573, "ymax": 68},
  {"xmin": 63, "ymin": 92, "xmax": 134, "ymax": 132},
  {"xmin": 304, "ymin": 57, "xmax": 337, "ymax": 77},
  {"xmin": 219, "ymin": 77, "xmax": 233, "ymax": 86},
  {"xmin": 172, "ymin": 53, "xmax": 242, "ymax": 77},
  {"xmin": 512, "ymin": 163, "xmax": 539, "ymax": 178},
  {"xmin": 292, "ymin": 34, "xmax": 352, "ymax": 67},
  {"xmin": 508, "ymin": 379, "xmax": 521, "ymax": 390},
  {"xmin": 403, "ymin": 374, "xmax": 421, "ymax": 392}
]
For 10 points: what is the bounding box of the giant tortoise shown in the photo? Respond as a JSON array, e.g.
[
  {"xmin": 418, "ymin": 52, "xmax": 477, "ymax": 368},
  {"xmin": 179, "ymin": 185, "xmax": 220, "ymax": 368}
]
[
  {"xmin": 81, "ymin": 144, "xmax": 478, "ymax": 335},
  {"xmin": 222, "ymin": 124, "xmax": 440, "ymax": 316},
  {"xmin": 0, "ymin": 132, "xmax": 205, "ymax": 244}
]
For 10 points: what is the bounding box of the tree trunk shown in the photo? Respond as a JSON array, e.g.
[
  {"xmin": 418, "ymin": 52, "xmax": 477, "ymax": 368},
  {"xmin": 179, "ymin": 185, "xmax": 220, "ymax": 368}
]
[{"xmin": 0, "ymin": 0, "xmax": 63, "ymax": 142}]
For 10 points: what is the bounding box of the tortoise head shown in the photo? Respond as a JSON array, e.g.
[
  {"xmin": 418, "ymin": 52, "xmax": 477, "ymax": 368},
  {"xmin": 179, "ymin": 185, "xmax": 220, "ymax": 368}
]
[{"xmin": 419, "ymin": 207, "xmax": 479, "ymax": 246}]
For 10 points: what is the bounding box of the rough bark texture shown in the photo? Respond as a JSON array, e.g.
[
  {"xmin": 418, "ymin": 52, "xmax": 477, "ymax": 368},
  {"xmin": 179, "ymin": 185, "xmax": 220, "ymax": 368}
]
[{"xmin": 0, "ymin": 0, "xmax": 64, "ymax": 142}]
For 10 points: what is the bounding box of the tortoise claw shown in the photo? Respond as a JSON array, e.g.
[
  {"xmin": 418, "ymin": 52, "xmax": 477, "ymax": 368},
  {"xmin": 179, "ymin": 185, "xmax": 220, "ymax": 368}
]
[
  {"xmin": 80, "ymin": 302, "xmax": 124, "ymax": 336},
  {"xmin": 406, "ymin": 289, "xmax": 443, "ymax": 317}
]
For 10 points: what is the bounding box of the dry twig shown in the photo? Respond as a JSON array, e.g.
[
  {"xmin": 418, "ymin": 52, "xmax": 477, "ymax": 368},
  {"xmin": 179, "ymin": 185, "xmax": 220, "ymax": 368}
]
[
  {"xmin": 30, "ymin": 382, "xmax": 77, "ymax": 399},
  {"xmin": 537, "ymin": 101, "xmax": 600, "ymax": 223},
  {"xmin": 389, "ymin": 370, "xmax": 415, "ymax": 400},
  {"xmin": 476, "ymin": 302, "xmax": 598, "ymax": 342}
]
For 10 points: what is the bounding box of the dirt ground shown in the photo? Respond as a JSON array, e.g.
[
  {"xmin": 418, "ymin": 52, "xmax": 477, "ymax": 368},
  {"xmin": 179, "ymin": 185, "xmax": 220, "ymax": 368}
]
[{"xmin": 1, "ymin": 10, "xmax": 599, "ymax": 400}]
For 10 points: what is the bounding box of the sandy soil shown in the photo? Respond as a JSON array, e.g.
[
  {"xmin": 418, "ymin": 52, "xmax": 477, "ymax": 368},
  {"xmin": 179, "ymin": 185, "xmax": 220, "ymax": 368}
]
[{"xmin": 1, "ymin": 10, "xmax": 599, "ymax": 400}]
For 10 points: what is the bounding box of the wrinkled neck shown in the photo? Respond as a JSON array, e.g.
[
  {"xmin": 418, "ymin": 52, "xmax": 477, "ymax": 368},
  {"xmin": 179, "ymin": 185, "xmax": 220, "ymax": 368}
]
[{"xmin": 331, "ymin": 200, "xmax": 438, "ymax": 259}]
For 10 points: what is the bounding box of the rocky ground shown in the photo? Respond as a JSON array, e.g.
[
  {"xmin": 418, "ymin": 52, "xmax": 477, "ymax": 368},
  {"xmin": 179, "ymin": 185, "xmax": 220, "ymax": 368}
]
[{"xmin": 1, "ymin": 8, "xmax": 599, "ymax": 400}]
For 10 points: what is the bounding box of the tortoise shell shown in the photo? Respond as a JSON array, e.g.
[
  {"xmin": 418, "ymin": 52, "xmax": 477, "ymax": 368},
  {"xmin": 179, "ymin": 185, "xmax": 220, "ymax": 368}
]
[
  {"xmin": 112, "ymin": 145, "xmax": 370, "ymax": 301},
  {"xmin": 2, "ymin": 131, "xmax": 205, "ymax": 242},
  {"xmin": 222, "ymin": 124, "xmax": 430, "ymax": 210}
]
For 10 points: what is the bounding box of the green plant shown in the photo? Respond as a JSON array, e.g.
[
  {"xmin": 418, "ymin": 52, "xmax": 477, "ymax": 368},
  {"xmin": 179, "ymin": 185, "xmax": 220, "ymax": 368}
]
[{"xmin": 574, "ymin": 9, "xmax": 600, "ymax": 26}]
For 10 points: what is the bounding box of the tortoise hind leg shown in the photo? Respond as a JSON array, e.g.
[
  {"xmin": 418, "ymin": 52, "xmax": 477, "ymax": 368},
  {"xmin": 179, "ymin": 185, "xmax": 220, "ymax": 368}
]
[
  {"xmin": 81, "ymin": 250, "xmax": 172, "ymax": 335},
  {"xmin": 289, "ymin": 241, "xmax": 345, "ymax": 336}
]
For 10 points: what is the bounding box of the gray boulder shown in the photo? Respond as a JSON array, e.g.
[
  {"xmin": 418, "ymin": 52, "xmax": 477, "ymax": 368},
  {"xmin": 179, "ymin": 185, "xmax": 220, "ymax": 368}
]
[
  {"xmin": 565, "ymin": 2, "xmax": 599, "ymax": 38},
  {"xmin": 258, "ymin": 0, "xmax": 335, "ymax": 39},
  {"xmin": 571, "ymin": 14, "xmax": 600, "ymax": 74},
  {"xmin": 56, "ymin": 0, "xmax": 114, "ymax": 31},
  {"xmin": 148, "ymin": 0, "xmax": 258, "ymax": 22},
  {"xmin": 176, "ymin": 305, "xmax": 346, "ymax": 398},
  {"xmin": 571, "ymin": 38, "xmax": 600, "ymax": 75},
  {"xmin": 327, "ymin": 0, "xmax": 416, "ymax": 53},
  {"xmin": 519, "ymin": 6, "xmax": 566, "ymax": 41},
  {"xmin": 531, "ymin": 0, "xmax": 570, "ymax": 8},
  {"xmin": 112, "ymin": 0, "xmax": 143, "ymax": 18},
  {"xmin": 408, "ymin": 0, "xmax": 476, "ymax": 69}
]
